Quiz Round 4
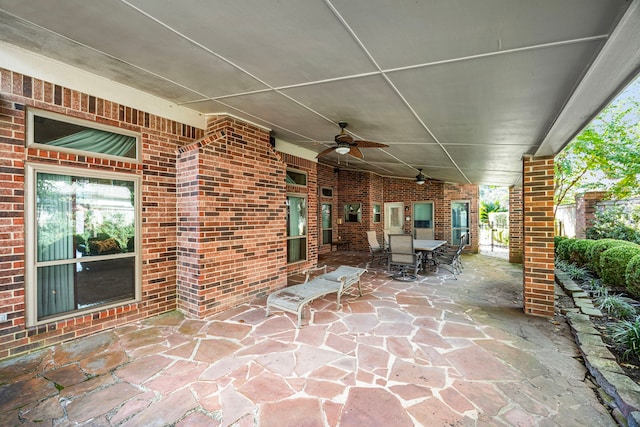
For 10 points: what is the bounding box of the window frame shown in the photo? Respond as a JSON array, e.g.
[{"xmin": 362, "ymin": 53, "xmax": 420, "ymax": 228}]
[
  {"xmin": 320, "ymin": 202, "xmax": 333, "ymax": 245},
  {"xmin": 26, "ymin": 108, "xmax": 141, "ymax": 163},
  {"xmin": 372, "ymin": 203, "xmax": 382, "ymax": 223},
  {"xmin": 320, "ymin": 187, "xmax": 333, "ymax": 198},
  {"xmin": 25, "ymin": 162, "xmax": 142, "ymax": 327},
  {"xmin": 451, "ymin": 200, "xmax": 471, "ymax": 246},
  {"xmin": 285, "ymin": 168, "xmax": 307, "ymax": 187},
  {"xmin": 344, "ymin": 203, "xmax": 362, "ymax": 223},
  {"xmin": 286, "ymin": 193, "xmax": 308, "ymax": 264}
]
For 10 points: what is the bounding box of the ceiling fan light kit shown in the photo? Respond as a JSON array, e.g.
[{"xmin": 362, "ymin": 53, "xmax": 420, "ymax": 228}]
[
  {"xmin": 416, "ymin": 169, "xmax": 426, "ymax": 185},
  {"xmin": 335, "ymin": 145, "xmax": 351, "ymax": 155}
]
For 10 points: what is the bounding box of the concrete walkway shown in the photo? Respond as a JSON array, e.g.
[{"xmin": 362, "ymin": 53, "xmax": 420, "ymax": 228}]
[{"xmin": 0, "ymin": 253, "xmax": 615, "ymax": 426}]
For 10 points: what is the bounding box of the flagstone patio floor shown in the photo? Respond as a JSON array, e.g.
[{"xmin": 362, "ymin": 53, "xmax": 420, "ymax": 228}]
[{"xmin": 0, "ymin": 252, "xmax": 616, "ymax": 426}]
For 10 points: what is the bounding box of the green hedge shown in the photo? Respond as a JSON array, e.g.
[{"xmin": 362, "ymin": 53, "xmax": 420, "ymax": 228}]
[
  {"xmin": 568, "ymin": 239, "xmax": 598, "ymax": 268},
  {"xmin": 589, "ymin": 239, "xmax": 634, "ymax": 276},
  {"xmin": 556, "ymin": 238, "xmax": 577, "ymax": 262},
  {"xmin": 600, "ymin": 244, "xmax": 640, "ymax": 288},
  {"xmin": 626, "ymin": 254, "xmax": 640, "ymax": 297},
  {"xmin": 554, "ymin": 236, "xmax": 567, "ymax": 256}
]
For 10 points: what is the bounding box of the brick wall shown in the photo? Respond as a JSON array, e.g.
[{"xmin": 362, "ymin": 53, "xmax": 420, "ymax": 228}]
[
  {"xmin": 176, "ymin": 117, "xmax": 288, "ymax": 318},
  {"xmin": 0, "ymin": 68, "xmax": 202, "ymax": 359},
  {"xmin": 575, "ymin": 191, "xmax": 608, "ymax": 239},
  {"xmin": 509, "ymin": 186, "xmax": 523, "ymax": 264},
  {"xmin": 522, "ymin": 156, "xmax": 555, "ymax": 317}
]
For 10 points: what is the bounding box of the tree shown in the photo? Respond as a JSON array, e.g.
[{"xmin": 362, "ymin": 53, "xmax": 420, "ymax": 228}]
[
  {"xmin": 479, "ymin": 186, "xmax": 508, "ymax": 223},
  {"xmin": 555, "ymin": 80, "xmax": 640, "ymax": 215}
]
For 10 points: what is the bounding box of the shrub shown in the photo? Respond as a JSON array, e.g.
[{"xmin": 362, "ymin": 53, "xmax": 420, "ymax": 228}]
[
  {"xmin": 586, "ymin": 205, "xmax": 640, "ymax": 244},
  {"xmin": 600, "ymin": 244, "xmax": 640, "ymax": 288},
  {"xmin": 609, "ymin": 317, "xmax": 640, "ymax": 361},
  {"xmin": 626, "ymin": 254, "xmax": 640, "ymax": 297},
  {"xmin": 556, "ymin": 238, "xmax": 576, "ymax": 262},
  {"xmin": 568, "ymin": 239, "xmax": 598, "ymax": 268},
  {"xmin": 554, "ymin": 236, "xmax": 567, "ymax": 256},
  {"xmin": 589, "ymin": 239, "xmax": 634, "ymax": 277}
]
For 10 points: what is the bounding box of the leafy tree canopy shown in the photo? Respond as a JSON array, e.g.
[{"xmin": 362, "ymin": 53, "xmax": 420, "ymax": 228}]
[
  {"xmin": 555, "ymin": 79, "xmax": 640, "ymax": 213},
  {"xmin": 479, "ymin": 185, "xmax": 508, "ymax": 223}
]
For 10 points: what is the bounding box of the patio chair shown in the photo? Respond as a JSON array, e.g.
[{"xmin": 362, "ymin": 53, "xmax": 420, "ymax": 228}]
[
  {"xmin": 435, "ymin": 233, "xmax": 466, "ymax": 279},
  {"xmin": 366, "ymin": 231, "xmax": 387, "ymax": 264},
  {"xmin": 266, "ymin": 265, "xmax": 367, "ymax": 328},
  {"xmin": 383, "ymin": 229, "xmax": 390, "ymax": 250},
  {"xmin": 387, "ymin": 234, "xmax": 423, "ymax": 281}
]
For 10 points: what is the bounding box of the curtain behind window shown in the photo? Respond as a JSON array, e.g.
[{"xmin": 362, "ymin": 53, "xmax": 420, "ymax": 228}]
[
  {"xmin": 36, "ymin": 173, "xmax": 75, "ymax": 317},
  {"xmin": 47, "ymin": 129, "xmax": 136, "ymax": 158}
]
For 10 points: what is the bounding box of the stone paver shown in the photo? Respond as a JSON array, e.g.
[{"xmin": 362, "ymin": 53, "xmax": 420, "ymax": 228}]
[{"xmin": 0, "ymin": 253, "xmax": 618, "ymax": 426}]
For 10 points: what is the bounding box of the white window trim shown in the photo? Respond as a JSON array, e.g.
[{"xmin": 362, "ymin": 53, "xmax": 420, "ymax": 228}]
[
  {"xmin": 24, "ymin": 162, "xmax": 142, "ymax": 327},
  {"xmin": 26, "ymin": 107, "xmax": 141, "ymax": 163}
]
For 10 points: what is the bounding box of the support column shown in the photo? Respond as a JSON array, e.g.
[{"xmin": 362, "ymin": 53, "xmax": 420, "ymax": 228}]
[
  {"xmin": 522, "ymin": 156, "xmax": 555, "ymax": 317},
  {"xmin": 509, "ymin": 186, "xmax": 523, "ymax": 264}
]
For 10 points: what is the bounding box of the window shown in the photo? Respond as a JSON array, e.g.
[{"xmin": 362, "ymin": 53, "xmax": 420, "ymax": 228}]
[
  {"xmin": 451, "ymin": 201, "xmax": 470, "ymax": 245},
  {"xmin": 27, "ymin": 108, "xmax": 139, "ymax": 161},
  {"xmin": 344, "ymin": 203, "xmax": 362, "ymax": 223},
  {"xmin": 26, "ymin": 164, "xmax": 140, "ymax": 326},
  {"xmin": 286, "ymin": 195, "xmax": 307, "ymax": 263},
  {"xmin": 373, "ymin": 203, "xmax": 381, "ymax": 223},
  {"xmin": 321, "ymin": 203, "xmax": 333, "ymax": 245},
  {"xmin": 320, "ymin": 187, "xmax": 333, "ymax": 198},
  {"xmin": 285, "ymin": 169, "xmax": 307, "ymax": 187}
]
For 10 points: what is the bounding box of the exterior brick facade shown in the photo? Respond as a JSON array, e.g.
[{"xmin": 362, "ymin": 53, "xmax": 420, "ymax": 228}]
[
  {"xmin": 522, "ymin": 156, "xmax": 555, "ymax": 317},
  {"xmin": 0, "ymin": 68, "xmax": 202, "ymax": 359},
  {"xmin": 509, "ymin": 186, "xmax": 523, "ymax": 264}
]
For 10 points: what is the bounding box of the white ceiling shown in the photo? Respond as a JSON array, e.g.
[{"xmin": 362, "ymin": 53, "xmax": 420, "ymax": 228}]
[{"xmin": 1, "ymin": 0, "xmax": 639, "ymax": 186}]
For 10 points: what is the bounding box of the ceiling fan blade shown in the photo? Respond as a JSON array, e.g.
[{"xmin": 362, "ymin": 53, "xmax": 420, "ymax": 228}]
[
  {"xmin": 353, "ymin": 140, "xmax": 389, "ymax": 148},
  {"xmin": 335, "ymin": 133, "xmax": 354, "ymax": 144},
  {"xmin": 348, "ymin": 146, "xmax": 364, "ymax": 159},
  {"xmin": 316, "ymin": 147, "xmax": 338, "ymax": 158}
]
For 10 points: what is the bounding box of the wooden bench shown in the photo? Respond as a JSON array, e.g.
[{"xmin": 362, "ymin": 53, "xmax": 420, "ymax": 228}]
[{"xmin": 266, "ymin": 265, "xmax": 367, "ymax": 328}]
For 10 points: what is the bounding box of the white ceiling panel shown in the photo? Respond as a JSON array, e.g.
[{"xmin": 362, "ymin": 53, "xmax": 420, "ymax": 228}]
[
  {"xmin": 281, "ymin": 75, "xmax": 434, "ymax": 144},
  {"xmin": 330, "ymin": 0, "xmax": 627, "ymax": 69},
  {"xmin": 389, "ymin": 40, "xmax": 605, "ymax": 146},
  {"xmin": 128, "ymin": 0, "xmax": 377, "ymax": 88},
  {"xmin": 0, "ymin": 0, "xmax": 268, "ymax": 97}
]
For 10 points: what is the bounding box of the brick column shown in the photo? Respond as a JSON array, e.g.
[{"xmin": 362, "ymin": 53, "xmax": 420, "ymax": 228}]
[
  {"xmin": 522, "ymin": 156, "xmax": 555, "ymax": 317},
  {"xmin": 575, "ymin": 191, "xmax": 607, "ymax": 238},
  {"xmin": 509, "ymin": 186, "xmax": 523, "ymax": 264},
  {"xmin": 176, "ymin": 117, "xmax": 287, "ymax": 318}
]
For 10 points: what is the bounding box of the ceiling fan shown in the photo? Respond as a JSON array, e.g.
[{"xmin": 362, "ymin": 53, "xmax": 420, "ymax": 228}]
[{"xmin": 316, "ymin": 122, "xmax": 389, "ymax": 159}]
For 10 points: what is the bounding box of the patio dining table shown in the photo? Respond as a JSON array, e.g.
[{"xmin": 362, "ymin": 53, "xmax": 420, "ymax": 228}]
[{"xmin": 414, "ymin": 239, "xmax": 448, "ymax": 272}]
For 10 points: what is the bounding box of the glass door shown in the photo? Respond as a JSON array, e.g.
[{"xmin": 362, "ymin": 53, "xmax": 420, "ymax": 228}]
[
  {"xmin": 451, "ymin": 201, "xmax": 470, "ymax": 245},
  {"xmin": 413, "ymin": 202, "xmax": 434, "ymax": 240},
  {"xmin": 384, "ymin": 202, "xmax": 404, "ymax": 235}
]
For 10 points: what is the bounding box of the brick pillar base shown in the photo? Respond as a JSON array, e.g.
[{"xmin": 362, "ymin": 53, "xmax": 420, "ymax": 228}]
[{"xmin": 522, "ymin": 156, "xmax": 555, "ymax": 317}]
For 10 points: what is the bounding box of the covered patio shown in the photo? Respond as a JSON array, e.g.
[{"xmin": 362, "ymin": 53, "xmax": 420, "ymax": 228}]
[{"xmin": 0, "ymin": 253, "xmax": 615, "ymax": 426}]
